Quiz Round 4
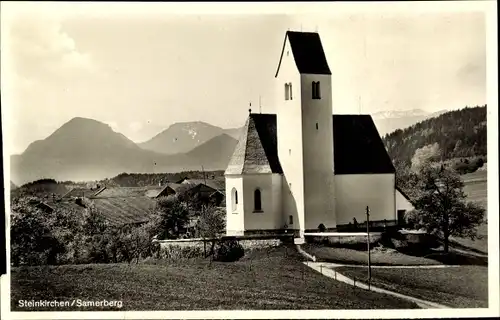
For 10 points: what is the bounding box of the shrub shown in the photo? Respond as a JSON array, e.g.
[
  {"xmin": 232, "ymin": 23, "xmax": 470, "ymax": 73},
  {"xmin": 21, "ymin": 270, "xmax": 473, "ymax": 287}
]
[
  {"xmin": 158, "ymin": 245, "xmax": 204, "ymax": 260},
  {"xmin": 213, "ymin": 240, "xmax": 244, "ymax": 262}
]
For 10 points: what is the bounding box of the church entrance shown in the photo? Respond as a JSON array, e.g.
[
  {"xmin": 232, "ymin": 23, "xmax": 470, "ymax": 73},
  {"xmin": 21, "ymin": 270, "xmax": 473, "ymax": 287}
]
[{"xmin": 397, "ymin": 210, "xmax": 406, "ymax": 225}]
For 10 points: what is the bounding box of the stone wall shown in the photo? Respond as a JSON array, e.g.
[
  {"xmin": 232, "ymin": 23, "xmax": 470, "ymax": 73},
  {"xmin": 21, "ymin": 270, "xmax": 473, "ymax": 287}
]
[
  {"xmin": 305, "ymin": 233, "xmax": 382, "ymax": 246},
  {"xmin": 156, "ymin": 237, "xmax": 284, "ymax": 251}
]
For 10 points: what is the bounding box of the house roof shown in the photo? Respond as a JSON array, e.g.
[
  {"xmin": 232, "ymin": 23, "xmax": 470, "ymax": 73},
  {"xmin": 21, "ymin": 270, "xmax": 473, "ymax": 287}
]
[
  {"xmin": 93, "ymin": 186, "xmax": 162, "ymax": 198},
  {"xmin": 225, "ymin": 114, "xmax": 283, "ymax": 175},
  {"xmin": 91, "ymin": 196, "xmax": 156, "ymax": 227},
  {"xmin": 62, "ymin": 188, "xmax": 99, "ymax": 199},
  {"xmin": 225, "ymin": 113, "xmax": 395, "ymax": 175},
  {"xmin": 275, "ymin": 31, "xmax": 331, "ymax": 77},
  {"xmin": 179, "ymin": 179, "xmax": 224, "ymax": 191}
]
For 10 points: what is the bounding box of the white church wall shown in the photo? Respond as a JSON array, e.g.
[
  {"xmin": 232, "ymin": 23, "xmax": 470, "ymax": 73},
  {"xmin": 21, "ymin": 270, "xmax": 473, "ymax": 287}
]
[
  {"xmin": 271, "ymin": 174, "xmax": 284, "ymax": 228},
  {"xmin": 243, "ymin": 174, "xmax": 283, "ymax": 231},
  {"xmin": 335, "ymin": 173, "xmax": 396, "ymax": 225},
  {"xmin": 301, "ymin": 73, "xmax": 336, "ymax": 230},
  {"xmin": 276, "ymin": 37, "xmax": 306, "ymax": 235},
  {"xmin": 225, "ymin": 175, "xmax": 244, "ymax": 236},
  {"xmin": 396, "ymin": 189, "xmax": 414, "ymax": 212}
]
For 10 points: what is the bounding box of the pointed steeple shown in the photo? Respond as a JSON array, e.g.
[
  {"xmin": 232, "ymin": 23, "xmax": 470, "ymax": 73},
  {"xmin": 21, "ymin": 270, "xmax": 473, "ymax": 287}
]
[{"xmin": 225, "ymin": 114, "xmax": 282, "ymax": 175}]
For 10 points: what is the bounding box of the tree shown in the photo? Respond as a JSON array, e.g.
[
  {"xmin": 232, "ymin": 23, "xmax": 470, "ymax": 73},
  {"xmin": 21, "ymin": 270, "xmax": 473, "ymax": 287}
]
[
  {"xmin": 151, "ymin": 195, "xmax": 190, "ymax": 239},
  {"xmin": 195, "ymin": 205, "xmax": 226, "ymax": 257},
  {"xmin": 411, "ymin": 143, "xmax": 441, "ymax": 172},
  {"xmin": 196, "ymin": 205, "xmax": 225, "ymax": 239},
  {"xmin": 406, "ymin": 164, "xmax": 485, "ymax": 253},
  {"xmin": 10, "ymin": 198, "xmax": 65, "ymax": 266}
]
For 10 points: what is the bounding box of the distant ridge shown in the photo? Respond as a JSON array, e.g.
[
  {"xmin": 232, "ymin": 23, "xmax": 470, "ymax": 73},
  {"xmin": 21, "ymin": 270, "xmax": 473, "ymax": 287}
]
[{"xmin": 10, "ymin": 118, "xmax": 237, "ymax": 185}]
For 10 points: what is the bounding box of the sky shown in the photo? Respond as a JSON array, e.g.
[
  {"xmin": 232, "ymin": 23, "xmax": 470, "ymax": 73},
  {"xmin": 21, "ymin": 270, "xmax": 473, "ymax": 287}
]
[{"xmin": 1, "ymin": 2, "xmax": 489, "ymax": 155}]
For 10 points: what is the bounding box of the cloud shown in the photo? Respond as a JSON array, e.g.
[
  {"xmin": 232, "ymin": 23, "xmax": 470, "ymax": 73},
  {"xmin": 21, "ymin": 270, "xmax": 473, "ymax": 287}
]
[{"xmin": 7, "ymin": 16, "xmax": 98, "ymax": 81}]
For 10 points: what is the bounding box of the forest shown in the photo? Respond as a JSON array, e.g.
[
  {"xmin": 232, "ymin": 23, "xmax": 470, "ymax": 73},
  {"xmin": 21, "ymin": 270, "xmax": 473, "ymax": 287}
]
[{"xmin": 383, "ymin": 105, "xmax": 487, "ymax": 170}]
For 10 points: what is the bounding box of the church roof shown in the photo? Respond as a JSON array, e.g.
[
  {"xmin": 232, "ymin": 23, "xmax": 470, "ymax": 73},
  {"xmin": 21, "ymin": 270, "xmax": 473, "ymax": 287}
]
[
  {"xmin": 275, "ymin": 31, "xmax": 332, "ymax": 77},
  {"xmin": 332, "ymin": 115, "xmax": 396, "ymax": 174},
  {"xmin": 225, "ymin": 114, "xmax": 395, "ymax": 175},
  {"xmin": 225, "ymin": 114, "xmax": 283, "ymax": 175}
]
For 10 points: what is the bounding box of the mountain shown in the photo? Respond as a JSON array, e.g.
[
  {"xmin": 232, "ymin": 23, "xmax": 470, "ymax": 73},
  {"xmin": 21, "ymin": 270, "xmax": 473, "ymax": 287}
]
[
  {"xmin": 383, "ymin": 106, "xmax": 487, "ymax": 167},
  {"xmin": 138, "ymin": 121, "xmax": 240, "ymax": 155},
  {"xmin": 371, "ymin": 109, "xmax": 449, "ymax": 137},
  {"xmin": 10, "ymin": 118, "xmax": 191, "ymax": 185},
  {"xmin": 10, "ymin": 118, "xmax": 240, "ymax": 186},
  {"xmin": 224, "ymin": 127, "xmax": 244, "ymax": 140},
  {"xmin": 184, "ymin": 134, "xmax": 238, "ymax": 170}
]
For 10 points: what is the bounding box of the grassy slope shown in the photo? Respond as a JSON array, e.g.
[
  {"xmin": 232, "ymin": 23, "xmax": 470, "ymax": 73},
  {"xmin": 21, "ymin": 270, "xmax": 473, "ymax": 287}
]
[
  {"xmin": 454, "ymin": 170, "xmax": 489, "ymax": 253},
  {"xmin": 10, "ymin": 246, "xmax": 418, "ymax": 311},
  {"xmin": 335, "ymin": 266, "xmax": 488, "ymax": 308},
  {"xmin": 302, "ymin": 244, "xmax": 442, "ymax": 266},
  {"xmin": 462, "ymin": 170, "xmax": 488, "ymax": 210}
]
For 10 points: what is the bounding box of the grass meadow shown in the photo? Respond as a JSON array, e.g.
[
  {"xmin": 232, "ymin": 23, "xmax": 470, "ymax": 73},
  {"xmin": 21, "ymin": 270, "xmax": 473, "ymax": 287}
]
[
  {"xmin": 335, "ymin": 265, "xmax": 488, "ymax": 308},
  {"xmin": 10, "ymin": 246, "xmax": 418, "ymax": 311}
]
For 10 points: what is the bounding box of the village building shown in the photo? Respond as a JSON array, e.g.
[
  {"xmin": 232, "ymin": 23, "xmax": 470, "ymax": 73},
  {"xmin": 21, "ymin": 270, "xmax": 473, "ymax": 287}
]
[{"xmin": 225, "ymin": 31, "xmax": 412, "ymax": 237}]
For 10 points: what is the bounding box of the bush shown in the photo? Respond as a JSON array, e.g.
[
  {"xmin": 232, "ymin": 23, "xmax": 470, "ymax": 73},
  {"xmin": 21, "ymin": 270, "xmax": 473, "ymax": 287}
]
[
  {"xmin": 158, "ymin": 245, "xmax": 204, "ymax": 260},
  {"xmin": 213, "ymin": 240, "xmax": 244, "ymax": 262}
]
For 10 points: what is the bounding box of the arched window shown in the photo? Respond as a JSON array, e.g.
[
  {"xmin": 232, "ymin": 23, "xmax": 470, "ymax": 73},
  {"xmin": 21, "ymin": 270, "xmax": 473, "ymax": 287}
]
[
  {"xmin": 289, "ymin": 83, "xmax": 293, "ymax": 100},
  {"xmin": 312, "ymin": 81, "xmax": 321, "ymax": 99},
  {"xmin": 254, "ymin": 189, "xmax": 262, "ymax": 212},
  {"xmin": 231, "ymin": 188, "xmax": 238, "ymax": 212}
]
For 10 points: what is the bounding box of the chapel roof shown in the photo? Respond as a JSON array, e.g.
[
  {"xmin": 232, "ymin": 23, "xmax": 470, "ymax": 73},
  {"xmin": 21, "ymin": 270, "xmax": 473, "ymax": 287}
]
[
  {"xmin": 275, "ymin": 31, "xmax": 332, "ymax": 77},
  {"xmin": 225, "ymin": 113, "xmax": 395, "ymax": 175},
  {"xmin": 225, "ymin": 114, "xmax": 283, "ymax": 175}
]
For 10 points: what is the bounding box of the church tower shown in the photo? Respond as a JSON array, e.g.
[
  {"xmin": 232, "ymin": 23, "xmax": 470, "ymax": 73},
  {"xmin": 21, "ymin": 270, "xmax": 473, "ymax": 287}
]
[{"xmin": 274, "ymin": 31, "xmax": 336, "ymax": 237}]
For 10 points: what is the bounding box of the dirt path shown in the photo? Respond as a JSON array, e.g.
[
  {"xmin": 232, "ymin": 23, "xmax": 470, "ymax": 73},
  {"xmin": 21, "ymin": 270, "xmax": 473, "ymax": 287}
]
[
  {"xmin": 317, "ymin": 262, "xmax": 461, "ymax": 269},
  {"xmin": 303, "ymin": 261, "xmax": 451, "ymax": 309}
]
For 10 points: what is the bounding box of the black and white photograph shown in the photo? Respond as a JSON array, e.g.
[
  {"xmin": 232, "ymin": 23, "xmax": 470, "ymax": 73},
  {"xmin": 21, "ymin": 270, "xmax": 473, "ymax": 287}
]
[{"xmin": 1, "ymin": 1, "xmax": 498, "ymax": 319}]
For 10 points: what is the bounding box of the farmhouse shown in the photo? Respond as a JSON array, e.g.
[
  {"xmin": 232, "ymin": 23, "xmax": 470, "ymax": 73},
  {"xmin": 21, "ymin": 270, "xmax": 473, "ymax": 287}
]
[
  {"xmin": 225, "ymin": 31, "xmax": 409, "ymax": 238},
  {"xmin": 54, "ymin": 181, "xmax": 226, "ymax": 228}
]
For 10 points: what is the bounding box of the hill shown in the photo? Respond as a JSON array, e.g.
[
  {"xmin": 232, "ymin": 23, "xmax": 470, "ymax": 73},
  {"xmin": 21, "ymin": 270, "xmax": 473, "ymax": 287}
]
[
  {"xmin": 184, "ymin": 134, "xmax": 238, "ymax": 170},
  {"xmin": 371, "ymin": 109, "xmax": 449, "ymax": 137},
  {"xmin": 138, "ymin": 121, "xmax": 241, "ymax": 155},
  {"xmin": 10, "ymin": 118, "xmax": 237, "ymax": 185},
  {"xmin": 383, "ymin": 106, "xmax": 487, "ymax": 167},
  {"xmin": 100, "ymin": 170, "xmax": 226, "ymax": 188}
]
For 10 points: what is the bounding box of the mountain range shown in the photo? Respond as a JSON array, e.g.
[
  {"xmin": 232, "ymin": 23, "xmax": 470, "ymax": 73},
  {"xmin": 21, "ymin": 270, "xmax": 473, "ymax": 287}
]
[
  {"xmin": 10, "ymin": 109, "xmax": 451, "ymax": 185},
  {"xmin": 10, "ymin": 118, "xmax": 238, "ymax": 185},
  {"xmin": 138, "ymin": 121, "xmax": 241, "ymax": 154}
]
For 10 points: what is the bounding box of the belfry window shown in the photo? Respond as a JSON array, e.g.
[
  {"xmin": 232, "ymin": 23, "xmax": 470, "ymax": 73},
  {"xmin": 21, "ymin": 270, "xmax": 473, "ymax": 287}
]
[
  {"xmin": 312, "ymin": 81, "xmax": 321, "ymax": 99},
  {"xmin": 285, "ymin": 82, "xmax": 293, "ymax": 101},
  {"xmin": 254, "ymin": 189, "xmax": 262, "ymax": 212},
  {"xmin": 231, "ymin": 188, "xmax": 238, "ymax": 212}
]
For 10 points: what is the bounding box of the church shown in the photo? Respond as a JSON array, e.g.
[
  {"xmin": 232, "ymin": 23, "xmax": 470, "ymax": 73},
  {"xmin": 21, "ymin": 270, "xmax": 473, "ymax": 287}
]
[{"xmin": 224, "ymin": 31, "xmax": 412, "ymax": 238}]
